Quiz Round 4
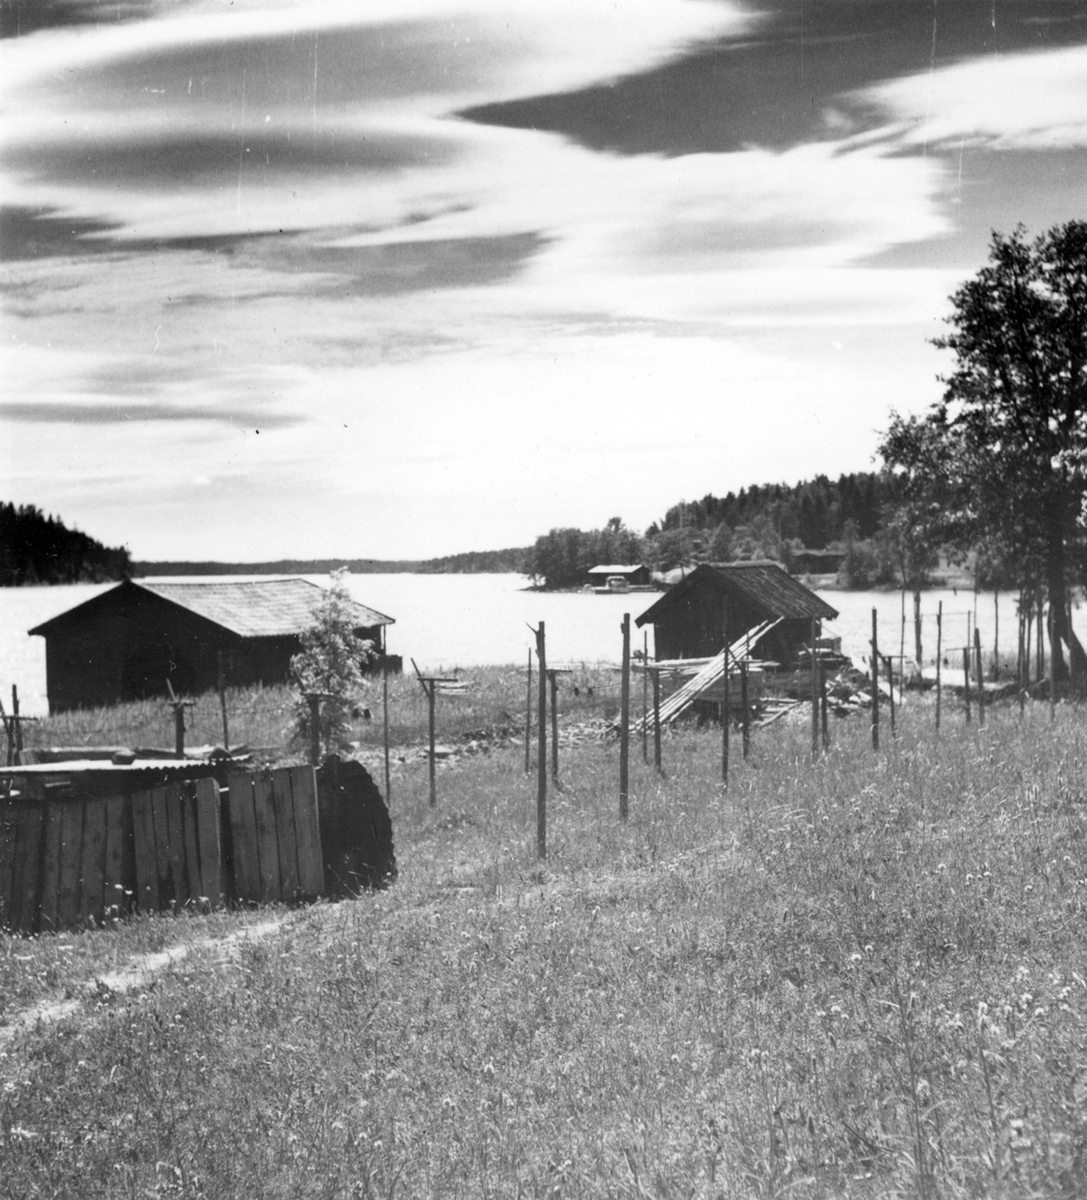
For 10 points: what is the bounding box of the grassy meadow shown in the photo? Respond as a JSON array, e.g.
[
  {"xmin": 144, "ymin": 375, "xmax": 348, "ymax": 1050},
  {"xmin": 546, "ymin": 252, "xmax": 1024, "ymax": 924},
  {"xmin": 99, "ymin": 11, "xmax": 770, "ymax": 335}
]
[{"xmin": 3, "ymin": 678, "xmax": 1087, "ymax": 1198}]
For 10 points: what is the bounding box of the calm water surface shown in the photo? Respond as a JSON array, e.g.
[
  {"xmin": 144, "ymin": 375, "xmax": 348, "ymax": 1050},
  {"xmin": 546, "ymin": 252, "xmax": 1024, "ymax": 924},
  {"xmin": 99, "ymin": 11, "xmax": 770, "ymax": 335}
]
[{"xmin": 1, "ymin": 574, "xmax": 1077, "ymax": 715}]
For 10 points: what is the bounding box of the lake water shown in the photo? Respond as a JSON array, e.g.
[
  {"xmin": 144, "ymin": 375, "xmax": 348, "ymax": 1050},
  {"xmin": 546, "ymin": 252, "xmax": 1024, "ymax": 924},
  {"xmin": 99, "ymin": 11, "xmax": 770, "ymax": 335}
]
[{"xmin": 1, "ymin": 573, "xmax": 1077, "ymax": 716}]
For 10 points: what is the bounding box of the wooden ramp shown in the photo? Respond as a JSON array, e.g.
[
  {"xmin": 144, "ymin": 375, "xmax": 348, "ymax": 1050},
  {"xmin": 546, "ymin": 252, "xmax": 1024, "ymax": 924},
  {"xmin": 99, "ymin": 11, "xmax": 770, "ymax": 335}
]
[{"xmin": 635, "ymin": 619, "xmax": 781, "ymax": 732}]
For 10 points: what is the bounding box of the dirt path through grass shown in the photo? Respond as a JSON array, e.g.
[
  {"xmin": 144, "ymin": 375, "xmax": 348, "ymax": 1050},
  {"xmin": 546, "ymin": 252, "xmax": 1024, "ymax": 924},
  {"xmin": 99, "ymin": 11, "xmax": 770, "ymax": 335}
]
[{"xmin": 0, "ymin": 915, "xmax": 290, "ymax": 1054}]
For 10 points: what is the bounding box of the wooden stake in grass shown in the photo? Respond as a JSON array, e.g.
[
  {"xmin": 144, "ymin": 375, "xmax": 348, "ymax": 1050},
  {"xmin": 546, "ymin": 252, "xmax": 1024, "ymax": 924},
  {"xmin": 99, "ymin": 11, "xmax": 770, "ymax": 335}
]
[
  {"xmin": 382, "ymin": 657, "xmax": 391, "ymax": 806},
  {"xmin": 642, "ymin": 630, "xmax": 649, "ymax": 764},
  {"xmin": 883, "ymin": 654, "xmax": 897, "ymax": 739},
  {"xmin": 166, "ymin": 680, "xmax": 194, "ymax": 759},
  {"xmin": 721, "ymin": 598, "xmax": 730, "ymax": 785},
  {"xmin": 963, "ymin": 648, "xmax": 972, "ymax": 724},
  {"xmin": 935, "ymin": 601, "xmax": 943, "ymax": 733},
  {"xmin": 535, "ymin": 623, "xmax": 547, "ymax": 857},
  {"xmin": 412, "ymin": 660, "xmax": 457, "ymax": 807},
  {"xmin": 871, "ymin": 608, "xmax": 880, "ymax": 751},
  {"xmin": 548, "ymin": 669, "xmax": 560, "ymax": 782},
  {"xmin": 652, "ymin": 667, "xmax": 662, "ymax": 772},
  {"xmin": 974, "ymin": 627, "xmax": 985, "ymax": 728},
  {"xmin": 217, "ymin": 649, "xmax": 230, "ymax": 751},
  {"xmin": 811, "ymin": 617, "xmax": 820, "ymax": 760},
  {"xmin": 619, "ymin": 613, "xmax": 631, "ymax": 820}
]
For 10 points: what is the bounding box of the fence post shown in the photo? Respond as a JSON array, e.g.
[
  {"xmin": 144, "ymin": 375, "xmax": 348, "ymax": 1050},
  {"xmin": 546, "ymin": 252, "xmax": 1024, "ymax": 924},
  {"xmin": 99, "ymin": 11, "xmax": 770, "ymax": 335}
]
[
  {"xmin": 935, "ymin": 601, "xmax": 943, "ymax": 734},
  {"xmin": 642, "ymin": 631, "xmax": 649, "ymax": 764},
  {"xmin": 811, "ymin": 618, "xmax": 820, "ymax": 760},
  {"xmin": 217, "ymin": 649, "xmax": 230, "ymax": 751},
  {"xmin": 308, "ymin": 694, "xmax": 322, "ymax": 766},
  {"xmin": 883, "ymin": 655, "xmax": 897, "ymax": 738},
  {"xmin": 721, "ymin": 598, "xmax": 730, "ymax": 785},
  {"xmin": 974, "ymin": 627, "xmax": 985, "ymax": 728},
  {"xmin": 549, "ymin": 669, "xmax": 559, "ymax": 782},
  {"xmin": 383, "ymin": 658, "xmax": 392, "ymax": 805},
  {"xmin": 871, "ymin": 608, "xmax": 880, "ymax": 751},
  {"xmin": 426, "ymin": 680, "xmax": 437, "ymax": 805},
  {"xmin": 653, "ymin": 668, "xmax": 662, "ymax": 772},
  {"xmin": 535, "ymin": 623, "xmax": 547, "ymax": 858},
  {"xmin": 963, "ymin": 648, "xmax": 972, "ymax": 724},
  {"xmin": 620, "ymin": 614, "xmax": 631, "ymax": 820}
]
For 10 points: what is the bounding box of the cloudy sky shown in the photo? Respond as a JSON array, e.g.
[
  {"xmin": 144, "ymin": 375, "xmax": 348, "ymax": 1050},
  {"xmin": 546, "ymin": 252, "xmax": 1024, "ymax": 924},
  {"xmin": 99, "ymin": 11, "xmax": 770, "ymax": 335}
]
[{"xmin": 2, "ymin": 0, "xmax": 1085, "ymax": 562}]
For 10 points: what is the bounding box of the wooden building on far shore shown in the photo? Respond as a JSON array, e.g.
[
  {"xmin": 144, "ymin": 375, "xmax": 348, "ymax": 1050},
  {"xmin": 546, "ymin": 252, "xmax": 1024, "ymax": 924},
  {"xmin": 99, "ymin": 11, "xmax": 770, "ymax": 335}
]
[
  {"xmin": 635, "ymin": 561, "xmax": 838, "ymax": 669},
  {"xmin": 29, "ymin": 578, "xmax": 395, "ymax": 713}
]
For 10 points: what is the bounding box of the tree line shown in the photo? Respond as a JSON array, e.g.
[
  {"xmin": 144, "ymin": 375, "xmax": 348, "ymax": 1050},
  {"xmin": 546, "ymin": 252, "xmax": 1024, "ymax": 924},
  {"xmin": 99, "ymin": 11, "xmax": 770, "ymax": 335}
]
[
  {"xmin": 0, "ymin": 503, "xmax": 132, "ymax": 586},
  {"xmin": 528, "ymin": 221, "xmax": 1087, "ymax": 634}
]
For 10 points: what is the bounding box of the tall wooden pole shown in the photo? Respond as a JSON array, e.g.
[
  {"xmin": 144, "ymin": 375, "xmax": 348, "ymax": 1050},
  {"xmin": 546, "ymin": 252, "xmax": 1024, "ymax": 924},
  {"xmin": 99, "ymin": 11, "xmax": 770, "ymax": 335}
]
[
  {"xmin": 427, "ymin": 680, "xmax": 437, "ymax": 806},
  {"xmin": 11, "ymin": 685, "xmax": 23, "ymax": 758},
  {"xmin": 963, "ymin": 648, "xmax": 972, "ymax": 724},
  {"xmin": 993, "ymin": 591, "xmax": 999, "ymax": 682},
  {"xmin": 721, "ymin": 598, "xmax": 730, "ymax": 785},
  {"xmin": 382, "ymin": 658, "xmax": 391, "ymax": 805},
  {"xmin": 1049, "ymin": 601, "xmax": 1057, "ymax": 722},
  {"xmin": 1017, "ymin": 605, "xmax": 1026, "ymax": 720},
  {"xmin": 871, "ymin": 608, "xmax": 880, "ymax": 751},
  {"xmin": 549, "ymin": 670, "xmax": 559, "ymax": 781},
  {"xmin": 935, "ymin": 601, "xmax": 943, "ymax": 733},
  {"xmin": 811, "ymin": 618, "xmax": 820, "ymax": 760},
  {"xmin": 217, "ymin": 649, "xmax": 230, "ymax": 751},
  {"xmin": 642, "ymin": 631, "xmax": 649, "ymax": 764},
  {"xmin": 535, "ymin": 624, "xmax": 547, "ymax": 858},
  {"xmin": 914, "ymin": 590, "xmax": 923, "ymax": 676},
  {"xmin": 653, "ymin": 669, "xmax": 662, "ymax": 772},
  {"xmin": 308, "ymin": 694, "xmax": 321, "ymax": 766},
  {"xmin": 974, "ymin": 628, "xmax": 985, "ymax": 728},
  {"xmin": 524, "ymin": 649, "xmax": 533, "ymax": 774},
  {"xmin": 619, "ymin": 614, "xmax": 631, "ymax": 820},
  {"xmin": 884, "ymin": 655, "xmax": 896, "ymax": 738}
]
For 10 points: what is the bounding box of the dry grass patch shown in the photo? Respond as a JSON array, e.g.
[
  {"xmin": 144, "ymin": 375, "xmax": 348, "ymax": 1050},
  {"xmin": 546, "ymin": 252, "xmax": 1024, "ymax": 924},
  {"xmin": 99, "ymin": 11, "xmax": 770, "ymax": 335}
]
[{"xmin": 3, "ymin": 704, "xmax": 1087, "ymax": 1197}]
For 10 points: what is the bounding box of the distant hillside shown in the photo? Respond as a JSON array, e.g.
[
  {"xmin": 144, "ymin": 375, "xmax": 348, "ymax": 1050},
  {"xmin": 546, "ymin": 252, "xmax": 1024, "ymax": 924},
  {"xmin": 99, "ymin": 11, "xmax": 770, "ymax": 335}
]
[
  {"xmin": 0, "ymin": 503, "xmax": 132, "ymax": 586},
  {"xmin": 135, "ymin": 547, "xmax": 529, "ymax": 577}
]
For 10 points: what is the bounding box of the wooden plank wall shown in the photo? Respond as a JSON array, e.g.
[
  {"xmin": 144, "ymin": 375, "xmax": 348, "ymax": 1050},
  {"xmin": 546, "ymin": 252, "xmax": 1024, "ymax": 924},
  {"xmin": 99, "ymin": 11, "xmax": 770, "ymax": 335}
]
[
  {"xmin": 226, "ymin": 768, "xmax": 324, "ymax": 904},
  {"xmin": 1, "ymin": 765, "xmax": 326, "ymax": 933}
]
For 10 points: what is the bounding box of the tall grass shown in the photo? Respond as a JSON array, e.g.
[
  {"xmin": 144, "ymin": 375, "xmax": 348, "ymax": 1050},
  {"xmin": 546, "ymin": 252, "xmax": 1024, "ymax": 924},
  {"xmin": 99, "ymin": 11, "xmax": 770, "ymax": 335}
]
[
  {"xmin": 20, "ymin": 663, "xmax": 627, "ymax": 760},
  {"xmin": 3, "ymin": 700, "xmax": 1087, "ymax": 1197}
]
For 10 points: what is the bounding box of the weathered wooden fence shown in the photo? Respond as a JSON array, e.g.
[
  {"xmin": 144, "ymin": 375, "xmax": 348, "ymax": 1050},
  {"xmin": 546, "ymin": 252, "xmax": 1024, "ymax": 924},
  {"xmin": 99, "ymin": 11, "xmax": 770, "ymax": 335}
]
[{"xmin": 0, "ymin": 760, "xmax": 393, "ymax": 934}]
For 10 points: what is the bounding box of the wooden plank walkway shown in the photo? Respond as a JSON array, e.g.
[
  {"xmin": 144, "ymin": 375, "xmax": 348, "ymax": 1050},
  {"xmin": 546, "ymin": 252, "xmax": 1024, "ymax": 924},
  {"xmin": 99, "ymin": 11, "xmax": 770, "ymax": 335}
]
[{"xmin": 634, "ymin": 619, "xmax": 782, "ymax": 733}]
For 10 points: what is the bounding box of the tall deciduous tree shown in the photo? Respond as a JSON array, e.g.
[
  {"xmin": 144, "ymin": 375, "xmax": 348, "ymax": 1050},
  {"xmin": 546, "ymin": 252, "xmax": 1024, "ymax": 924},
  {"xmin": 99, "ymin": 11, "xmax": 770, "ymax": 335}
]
[{"xmin": 882, "ymin": 222, "xmax": 1087, "ymax": 681}]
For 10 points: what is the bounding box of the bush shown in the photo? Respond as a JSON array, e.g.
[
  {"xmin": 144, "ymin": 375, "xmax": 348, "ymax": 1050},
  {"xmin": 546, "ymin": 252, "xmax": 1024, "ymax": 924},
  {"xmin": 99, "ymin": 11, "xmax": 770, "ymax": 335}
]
[{"xmin": 290, "ymin": 570, "xmax": 374, "ymax": 756}]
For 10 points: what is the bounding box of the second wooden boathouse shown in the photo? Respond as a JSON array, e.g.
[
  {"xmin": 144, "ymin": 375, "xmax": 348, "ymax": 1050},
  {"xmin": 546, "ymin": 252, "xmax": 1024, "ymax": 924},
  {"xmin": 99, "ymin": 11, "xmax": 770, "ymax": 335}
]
[{"xmin": 635, "ymin": 561, "xmax": 838, "ymax": 669}]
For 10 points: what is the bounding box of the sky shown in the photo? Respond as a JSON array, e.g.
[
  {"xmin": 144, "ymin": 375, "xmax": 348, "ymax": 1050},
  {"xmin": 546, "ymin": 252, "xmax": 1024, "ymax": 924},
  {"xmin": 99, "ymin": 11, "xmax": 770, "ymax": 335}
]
[{"xmin": 2, "ymin": 0, "xmax": 1086, "ymax": 562}]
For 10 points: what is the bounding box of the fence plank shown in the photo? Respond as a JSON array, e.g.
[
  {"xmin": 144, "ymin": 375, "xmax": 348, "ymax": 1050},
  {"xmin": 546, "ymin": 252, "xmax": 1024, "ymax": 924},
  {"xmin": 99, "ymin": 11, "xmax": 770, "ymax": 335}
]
[
  {"xmin": 151, "ymin": 787, "xmax": 172, "ymax": 905},
  {"xmin": 56, "ymin": 800, "xmax": 85, "ymax": 929},
  {"xmin": 194, "ymin": 779, "xmax": 222, "ymax": 904},
  {"xmin": 271, "ymin": 770, "xmax": 299, "ymax": 901},
  {"xmin": 131, "ymin": 789, "xmax": 160, "ymax": 913},
  {"xmin": 0, "ymin": 803, "xmax": 17, "ymax": 928},
  {"xmin": 252, "ymin": 773, "xmax": 282, "ymax": 901},
  {"xmin": 103, "ymin": 794, "xmax": 129, "ymax": 920},
  {"xmin": 289, "ymin": 767, "xmax": 324, "ymax": 898},
  {"xmin": 180, "ymin": 784, "xmax": 202, "ymax": 903},
  {"xmin": 6, "ymin": 806, "xmax": 31, "ymax": 932},
  {"xmin": 78, "ymin": 797, "xmax": 108, "ymax": 927},
  {"xmin": 13, "ymin": 805, "xmax": 45, "ymax": 934},
  {"xmin": 227, "ymin": 774, "xmax": 261, "ymax": 902},
  {"xmin": 165, "ymin": 787, "xmax": 187, "ymax": 905}
]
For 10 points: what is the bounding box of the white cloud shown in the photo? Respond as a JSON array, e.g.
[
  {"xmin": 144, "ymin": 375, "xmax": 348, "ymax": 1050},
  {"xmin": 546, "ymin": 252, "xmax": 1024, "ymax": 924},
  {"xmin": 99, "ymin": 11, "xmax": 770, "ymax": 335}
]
[{"xmin": 862, "ymin": 46, "xmax": 1087, "ymax": 151}]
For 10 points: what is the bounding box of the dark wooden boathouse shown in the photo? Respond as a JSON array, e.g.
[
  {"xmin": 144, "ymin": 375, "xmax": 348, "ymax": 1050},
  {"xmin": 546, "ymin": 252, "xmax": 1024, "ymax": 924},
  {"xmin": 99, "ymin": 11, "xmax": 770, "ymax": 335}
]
[
  {"xmin": 635, "ymin": 561, "xmax": 838, "ymax": 668},
  {"xmin": 29, "ymin": 578, "xmax": 395, "ymax": 713}
]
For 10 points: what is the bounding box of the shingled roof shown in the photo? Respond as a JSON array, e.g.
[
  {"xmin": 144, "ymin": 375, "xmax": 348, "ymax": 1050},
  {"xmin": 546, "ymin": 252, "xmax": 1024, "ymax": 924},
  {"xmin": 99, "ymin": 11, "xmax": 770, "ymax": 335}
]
[
  {"xmin": 30, "ymin": 578, "xmax": 394, "ymax": 639},
  {"xmin": 635, "ymin": 562, "xmax": 837, "ymax": 627}
]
